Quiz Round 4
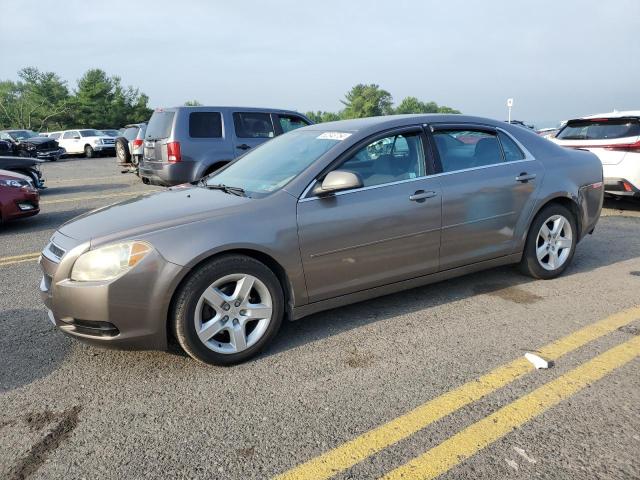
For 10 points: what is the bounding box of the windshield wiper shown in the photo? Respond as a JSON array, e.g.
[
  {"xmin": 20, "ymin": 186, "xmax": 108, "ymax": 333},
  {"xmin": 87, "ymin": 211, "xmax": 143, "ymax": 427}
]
[{"xmin": 205, "ymin": 183, "xmax": 247, "ymax": 197}]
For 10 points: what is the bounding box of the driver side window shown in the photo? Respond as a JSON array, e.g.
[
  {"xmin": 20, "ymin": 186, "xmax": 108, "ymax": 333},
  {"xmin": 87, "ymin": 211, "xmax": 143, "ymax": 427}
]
[{"xmin": 340, "ymin": 132, "xmax": 426, "ymax": 188}]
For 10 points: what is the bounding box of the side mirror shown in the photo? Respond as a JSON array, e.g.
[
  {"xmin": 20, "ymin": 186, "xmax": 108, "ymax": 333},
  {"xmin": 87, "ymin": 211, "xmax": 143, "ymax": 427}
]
[
  {"xmin": 312, "ymin": 170, "xmax": 363, "ymax": 197},
  {"xmin": 73, "ymin": 136, "xmax": 80, "ymax": 140}
]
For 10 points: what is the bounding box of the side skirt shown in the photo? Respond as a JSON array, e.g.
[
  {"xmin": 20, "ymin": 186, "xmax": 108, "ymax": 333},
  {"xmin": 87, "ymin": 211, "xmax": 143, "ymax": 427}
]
[{"xmin": 291, "ymin": 253, "xmax": 522, "ymax": 321}]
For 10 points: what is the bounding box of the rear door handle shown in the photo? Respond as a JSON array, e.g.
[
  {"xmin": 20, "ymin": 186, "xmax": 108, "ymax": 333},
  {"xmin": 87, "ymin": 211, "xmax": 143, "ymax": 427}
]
[
  {"xmin": 236, "ymin": 144, "xmax": 251, "ymax": 150},
  {"xmin": 409, "ymin": 190, "xmax": 437, "ymax": 202},
  {"xmin": 516, "ymin": 172, "xmax": 536, "ymax": 183}
]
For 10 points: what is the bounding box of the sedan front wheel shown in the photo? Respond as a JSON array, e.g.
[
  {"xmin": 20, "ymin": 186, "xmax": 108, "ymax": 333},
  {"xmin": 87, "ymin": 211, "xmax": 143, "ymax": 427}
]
[{"xmin": 172, "ymin": 255, "xmax": 284, "ymax": 365}]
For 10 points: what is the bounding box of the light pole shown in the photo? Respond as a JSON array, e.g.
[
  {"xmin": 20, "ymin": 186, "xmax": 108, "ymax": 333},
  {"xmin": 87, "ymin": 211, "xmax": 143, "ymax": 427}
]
[{"xmin": 507, "ymin": 98, "xmax": 514, "ymax": 124}]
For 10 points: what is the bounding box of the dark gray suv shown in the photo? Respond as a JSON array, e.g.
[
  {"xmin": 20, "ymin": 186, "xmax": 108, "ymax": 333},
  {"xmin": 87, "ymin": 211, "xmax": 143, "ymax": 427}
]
[{"xmin": 139, "ymin": 106, "xmax": 312, "ymax": 186}]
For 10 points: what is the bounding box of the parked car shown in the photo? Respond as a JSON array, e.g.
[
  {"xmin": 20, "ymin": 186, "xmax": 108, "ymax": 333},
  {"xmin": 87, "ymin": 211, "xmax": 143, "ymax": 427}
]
[
  {"xmin": 537, "ymin": 127, "xmax": 559, "ymax": 139},
  {"xmin": 98, "ymin": 129, "xmax": 121, "ymax": 137},
  {"xmin": 0, "ymin": 156, "xmax": 45, "ymax": 188},
  {"xmin": 115, "ymin": 123, "xmax": 147, "ymax": 168},
  {"xmin": 552, "ymin": 111, "xmax": 640, "ymax": 198},
  {"xmin": 39, "ymin": 114, "xmax": 603, "ymax": 365},
  {"xmin": 0, "ymin": 169, "xmax": 40, "ymax": 223},
  {"xmin": 50, "ymin": 129, "xmax": 116, "ymax": 158},
  {"xmin": 0, "ymin": 129, "xmax": 64, "ymax": 161},
  {"xmin": 139, "ymin": 106, "xmax": 312, "ymax": 186}
]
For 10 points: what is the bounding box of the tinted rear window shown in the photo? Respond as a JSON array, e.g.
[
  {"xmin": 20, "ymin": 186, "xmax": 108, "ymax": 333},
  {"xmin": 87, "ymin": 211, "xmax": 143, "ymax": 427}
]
[
  {"xmin": 146, "ymin": 111, "xmax": 175, "ymax": 140},
  {"xmin": 233, "ymin": 112, "xmax": 275, "ymax": 138},
  {"xmin": 189, "ymin": 112, "xmax": 222, "ymax": 138},
  {"xmin": 123, "ymin": 127, "xmax": 139, "ymax": 141},
  {"xmin": 557, "ymin": 118, "xmax": 640, "ymax": 140}
]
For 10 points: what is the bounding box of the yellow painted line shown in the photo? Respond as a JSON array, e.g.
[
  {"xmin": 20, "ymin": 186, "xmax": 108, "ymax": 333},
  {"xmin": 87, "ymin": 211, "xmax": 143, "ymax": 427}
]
[
  {"xmin": 381, "ymin": 335, "xmax": 640, "ymax": 480},
  {"xmin": 0, "ymin": 256, "xmax": 40, "ymax": 267},
  {"xmin": 274, "ymin": 306, "xmax": 640, "ymax": 480},
  {"xmin": 40, "ymin": 190, "xmax": 158, "ymax": 205},
  {"xmin": 0, "ymin": 252, "xmax": 41, "ymax": 262},
  {"xmin": 45, "ymin": 175, "xmax": 125, "ymax": 185}
]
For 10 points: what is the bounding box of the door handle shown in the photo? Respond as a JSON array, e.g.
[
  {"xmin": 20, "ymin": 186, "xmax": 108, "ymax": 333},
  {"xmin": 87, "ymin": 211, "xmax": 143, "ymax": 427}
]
[
  {"xmin": 516, "ymin": 172, "xmax": 536, "ymax": 183},
  {"xmin": 236, "ymin": 144, "xmax": 251, "ymax": 150},
  {"xmin": 409, "ymin": 190, "xmax": 437, "ymax": 202}
]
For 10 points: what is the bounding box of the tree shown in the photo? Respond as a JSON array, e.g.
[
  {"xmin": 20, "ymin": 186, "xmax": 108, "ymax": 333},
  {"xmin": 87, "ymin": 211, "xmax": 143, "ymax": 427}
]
[
  {"xmin": 305, "ymin": 110, "xmax": 342, "ymax": 123},
  {"xmin": 394, "ymin": 96, "xmax": 460, "ymax": 115},
  {"xmin": 340, "ymin": 84, "xmax": 394, "ymax": 119},
  {"xmin": 0, "ymin": 67, "xmax": 70, "ymax": 130},
  {"xmin": 71, "ymin": 69, "xmax": 152, "ymax": 128},
  {"xmin": 184, "ymin": 100, "xmax": 202, "ymax": 106}
]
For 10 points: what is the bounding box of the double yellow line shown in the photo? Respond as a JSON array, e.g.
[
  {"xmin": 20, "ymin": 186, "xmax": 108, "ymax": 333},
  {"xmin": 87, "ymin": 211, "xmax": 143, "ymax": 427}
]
[
  {"xmin": 275, "ymin": 306, "xmax": 640, "ymax": 480},
  {"xmin": 0, "ymin": 252, "xmax": 40, "ymax": 267}
]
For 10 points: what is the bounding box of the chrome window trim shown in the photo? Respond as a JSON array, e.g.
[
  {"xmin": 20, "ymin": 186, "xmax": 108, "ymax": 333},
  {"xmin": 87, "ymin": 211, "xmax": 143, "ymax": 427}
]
[{"xmin": 299, "ymin": 126, "xmax": 537, "ymax": 202}]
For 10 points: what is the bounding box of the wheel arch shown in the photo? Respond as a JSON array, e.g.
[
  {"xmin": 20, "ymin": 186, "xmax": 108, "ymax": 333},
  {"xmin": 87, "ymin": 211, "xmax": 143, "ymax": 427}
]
[
  {"xmin": 166, "ymin": 248, "xmax": 295, "ymax": 344},
  {"xmin": 527, "ymin": 194, "xmax": 583, "ymax": 243}
]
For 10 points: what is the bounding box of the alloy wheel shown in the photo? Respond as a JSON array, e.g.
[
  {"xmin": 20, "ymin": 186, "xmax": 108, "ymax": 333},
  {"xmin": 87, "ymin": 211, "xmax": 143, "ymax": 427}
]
[
  {"xmin": 194, "ymin": 274, "xmax": 273, "ymax": 354},
  {"xmin": 536, "ymin": 214, "xmax": 573, "ymax": 271}
]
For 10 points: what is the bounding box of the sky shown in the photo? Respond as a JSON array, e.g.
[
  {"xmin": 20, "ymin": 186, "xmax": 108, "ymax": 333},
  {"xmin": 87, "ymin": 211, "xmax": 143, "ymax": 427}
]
[{"xmin": 1, "ymin": 0, "xmax": 639, "ymax": 127}]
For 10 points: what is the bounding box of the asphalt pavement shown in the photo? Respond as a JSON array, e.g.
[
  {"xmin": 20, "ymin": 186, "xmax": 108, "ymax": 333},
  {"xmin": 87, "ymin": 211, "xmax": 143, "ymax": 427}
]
[{"xmin": 1, "ymin": 156, "xmax": 639, "ymax": 479}]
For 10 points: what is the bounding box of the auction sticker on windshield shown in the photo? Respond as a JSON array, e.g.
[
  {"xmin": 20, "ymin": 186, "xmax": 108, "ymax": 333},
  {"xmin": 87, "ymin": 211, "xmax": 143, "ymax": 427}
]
[{"xmin": 317, "ymin": 132, "xmax": 352, "ymax": 141}]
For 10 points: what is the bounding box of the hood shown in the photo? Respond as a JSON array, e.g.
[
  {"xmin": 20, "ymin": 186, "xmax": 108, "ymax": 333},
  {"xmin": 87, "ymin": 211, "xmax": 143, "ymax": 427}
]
[
  {"xmin": 58, "ymin": 186, "xmax": 252, "ymax": 244},
  {"xmin": 0, "ymin": 155, "xmax": 41, "ymax": 168},
  {"xmin": 0, "ymin": 168, "xmax": 30, "ymax": 182},
  {"xmin": 19, "ymin": 136, "xmax": 55, "ymax": 145}
]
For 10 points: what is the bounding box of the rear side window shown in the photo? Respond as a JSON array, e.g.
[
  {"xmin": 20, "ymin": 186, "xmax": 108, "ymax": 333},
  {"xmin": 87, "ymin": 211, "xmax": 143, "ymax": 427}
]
[
  {"xmin": 189, "ymin": 112, "xmax": 222, "ymax": 138},
  {"xmin": 433, "ymin": 130, "xmax": 502, "ymax": 172},
  {"xmin": 49, "ymin": 132, "xmax": 61, "ymax": 140},
  {"xmin": 557, "ymin": 118, "xmax": 640, "ymax": 140},
  {"xmin": 123, "ymin": 127, "xmax": 139, "ymax": 141},
  {"xmin": 146, "ymin": 111, "xmax": 175, "ymax": 140},
  {"xmin": 278, "ymin": 115, "xmax": 309, "ymax": 133},
  {"xmin": 497, "ymin": 131, "xmax": 525, "ymax": 161},
  {"xmin": 234, "ymin": 112, "xmax": 275, "ymax": 138}
]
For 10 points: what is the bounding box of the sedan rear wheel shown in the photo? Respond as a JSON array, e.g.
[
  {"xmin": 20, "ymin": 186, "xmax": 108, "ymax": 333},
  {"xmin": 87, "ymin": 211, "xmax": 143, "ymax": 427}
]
[
  {"xmin": 172, "ymin": 255, "xmax": 284, "ymax": 365},
  {"xmin": 519, "ymin": 204, "xmax": 577, "ymax": 279}
]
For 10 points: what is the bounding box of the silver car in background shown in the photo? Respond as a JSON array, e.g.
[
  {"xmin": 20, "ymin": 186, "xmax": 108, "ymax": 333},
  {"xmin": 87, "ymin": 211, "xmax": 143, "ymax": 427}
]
[
  {"xmin": 116, "ymin": 123, "xmax": 147, "ymax": 169},
  {"xmin": 40, "ymin": 114, "xmax": 603, "ymax": 365}
]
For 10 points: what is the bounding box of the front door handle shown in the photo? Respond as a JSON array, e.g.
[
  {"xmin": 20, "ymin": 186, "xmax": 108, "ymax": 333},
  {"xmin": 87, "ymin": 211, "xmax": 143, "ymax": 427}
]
[
  {"xmin": 236, "ymin": 144, "xmax": 251, "ymax": 150},
  {"xmin": 409, "ymin": 190, "xmax": 437, "ymax": 202},
  {"xmin": 516, "ymin": 172, "xmax": 536, "ymax": 183}
]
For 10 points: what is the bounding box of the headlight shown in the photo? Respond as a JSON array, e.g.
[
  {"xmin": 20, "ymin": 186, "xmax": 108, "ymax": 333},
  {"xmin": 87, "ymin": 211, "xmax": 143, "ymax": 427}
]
[
  {"xmin": 94, "ymin": 138, "xmax": 104, "ymax": 145},
  {"xmin": 71, "ymin": 241, "xmax": 152, "ymax": 282},
  {"xmin": 0, "ymin": 178, "xmax": 29, "ymax": 188}
]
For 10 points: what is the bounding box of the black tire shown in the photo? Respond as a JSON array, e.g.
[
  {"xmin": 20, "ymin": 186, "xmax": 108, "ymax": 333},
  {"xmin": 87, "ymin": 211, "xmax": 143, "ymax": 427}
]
[
  {"xmin": 116, "ymin": 139, "xmax": 130, "ymax": 164},
  {"xmin": 84, "ymin": 145, "xmax": 94, "ymax": 158},
  {"xmin": 172, "ymin": 254, "xmax": 284, "ymax": 366},
  {"xmin": 519, "ymin": 203, "xmax": 577, "ymax": 279}
]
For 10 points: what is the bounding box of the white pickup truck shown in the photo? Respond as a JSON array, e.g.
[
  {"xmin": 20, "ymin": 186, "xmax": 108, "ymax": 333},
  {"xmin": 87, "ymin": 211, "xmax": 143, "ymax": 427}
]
[{"xmin": 48, "ymin": 129, "xmax": 116, "ymax": 158}]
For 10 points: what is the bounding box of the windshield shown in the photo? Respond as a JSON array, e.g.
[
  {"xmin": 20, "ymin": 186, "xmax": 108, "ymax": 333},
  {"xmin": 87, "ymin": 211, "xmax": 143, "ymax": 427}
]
[
  {"xmin": 79, "ymin": 129, "xmax": 103, "ymax": 137},
  {"xmin": 10, "ymin": 130, "xmax": 37, "ymax": 140},
  {"xmin": 205, "ymin": 129, "xmax": 347, "ymax": 196}
]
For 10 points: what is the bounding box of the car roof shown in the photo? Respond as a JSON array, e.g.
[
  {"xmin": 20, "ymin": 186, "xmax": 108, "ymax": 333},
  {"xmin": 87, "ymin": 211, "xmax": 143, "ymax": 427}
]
[
  {"xmin": 156, "ymin": 106, "xmax": 305, "ymax": 115},
  {"xmin": 580, "ymin": 110, "xmax": 640, "ymax": 119},
  {"xmin": 300, "ymin": 114, "xmax": 510, "ymax": 134}
]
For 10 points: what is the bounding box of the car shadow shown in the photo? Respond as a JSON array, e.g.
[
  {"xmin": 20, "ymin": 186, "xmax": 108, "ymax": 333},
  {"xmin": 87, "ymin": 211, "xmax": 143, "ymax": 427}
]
[
  {"xmin": 604, "ymin": 197, "xmax": 640, "ymax": 212},
  {"xmin": 40, "ymin": 183, "xmax": 131, "ymax": 196},
  {"xmin": 264, "ymin": 215, "xmax": 640, "ymax": 359},
  {"xmin": 0, "ymin": 309, "xmax": 72, "ymax": 393},
  {"xmin": 0, "ymin": 208, "xmax": 93, "ymax": 236}
]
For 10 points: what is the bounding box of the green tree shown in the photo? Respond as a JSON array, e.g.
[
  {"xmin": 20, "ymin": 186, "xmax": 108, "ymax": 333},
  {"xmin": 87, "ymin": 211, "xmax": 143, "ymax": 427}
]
[
  {"xmin": 0, "ymin": 67, "xmax": 70, "ymax": 130},
  {"xmin": 71, "ymin": 69, "xmax": 152, "ymax": 128},
  {"xmin": 394, "ymin": 96, "xmax": 460, "ymax": 114},
  {"xmin": 341, "ymin": 84, "xmax": 393, "ymax": 119},
  {"xmin": 305, "ymin": 110, "xmax": 342, "ymax": 123},
  {"xmin": 184, "ymin": 100, "xmax": 202, "ymax": 106}
]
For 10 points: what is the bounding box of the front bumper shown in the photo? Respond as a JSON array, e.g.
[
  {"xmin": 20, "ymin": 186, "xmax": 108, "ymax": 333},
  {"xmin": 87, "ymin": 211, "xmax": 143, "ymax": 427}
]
[
  {"xmin": 39, "ymin": 232, "xmax": 185, "ymax": 350},
  {"xmin": 35, "ymin": 148, "xmax": 65, "ymax": 160},
  {"xmin": 93, "ymin": 144, "xmax": 116, "ymax": 153}
]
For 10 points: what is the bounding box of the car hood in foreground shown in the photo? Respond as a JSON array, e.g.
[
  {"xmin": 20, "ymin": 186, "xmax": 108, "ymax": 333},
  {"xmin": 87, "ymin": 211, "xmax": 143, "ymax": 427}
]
[{"xmin": 58, "ymin": 186, "xmax": 252, "ymax": 245}]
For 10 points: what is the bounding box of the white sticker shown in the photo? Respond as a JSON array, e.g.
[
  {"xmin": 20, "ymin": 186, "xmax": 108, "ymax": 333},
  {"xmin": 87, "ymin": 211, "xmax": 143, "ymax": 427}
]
[{"xmin": 317, "ymin": 132, "xmax": 352, "ymax": 141}]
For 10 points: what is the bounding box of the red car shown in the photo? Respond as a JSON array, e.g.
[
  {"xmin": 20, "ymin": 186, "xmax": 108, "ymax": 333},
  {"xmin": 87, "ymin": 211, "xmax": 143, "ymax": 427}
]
[{"xmin": 0, "ymin": 169, "xmax": 40, "ymax": 223}]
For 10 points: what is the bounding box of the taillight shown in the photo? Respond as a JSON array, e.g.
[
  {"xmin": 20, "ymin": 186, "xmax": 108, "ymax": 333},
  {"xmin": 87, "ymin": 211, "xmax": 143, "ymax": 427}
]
[
  {"xmin": 167, "ymin": 142, "xmax": 181, "ymax": 163},
  {"xmin": 604, "ymin": 139, "xmax": 640, "ymax": 152},
  {"xmin": 133, "ymin": 139, "xmax": 143, "ymax": 148}
]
